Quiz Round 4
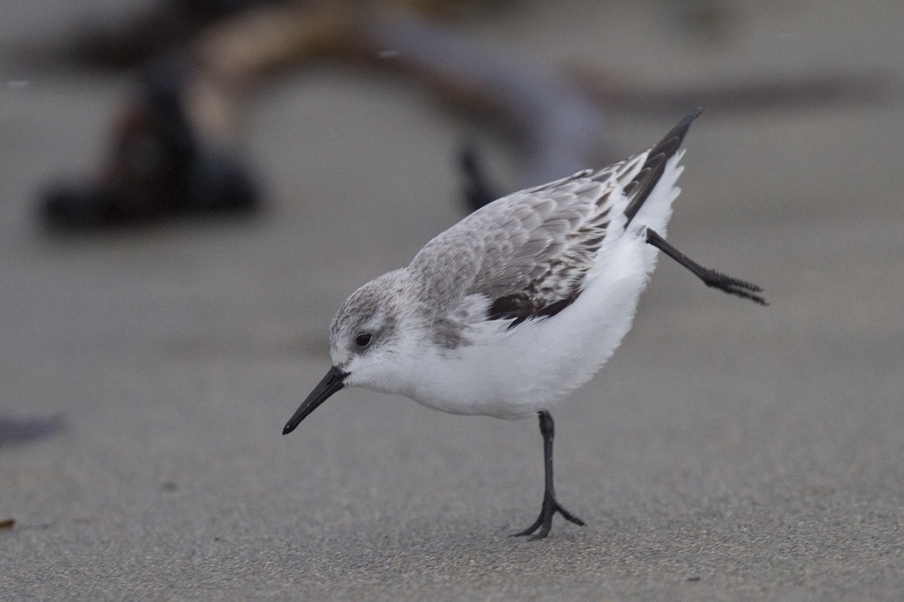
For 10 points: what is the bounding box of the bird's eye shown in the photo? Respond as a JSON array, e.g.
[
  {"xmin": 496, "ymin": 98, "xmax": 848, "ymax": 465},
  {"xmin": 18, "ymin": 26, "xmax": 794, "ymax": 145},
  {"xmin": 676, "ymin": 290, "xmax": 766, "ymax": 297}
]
[{"xmin": 354, "ymin": 333, "xmax": 373, "ymax": 349}]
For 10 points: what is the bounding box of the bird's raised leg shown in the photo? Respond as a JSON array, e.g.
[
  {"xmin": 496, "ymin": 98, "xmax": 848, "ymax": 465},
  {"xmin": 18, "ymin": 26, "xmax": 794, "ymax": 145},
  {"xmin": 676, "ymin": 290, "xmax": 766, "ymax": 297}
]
[
  {"xmin": 646, "ymin": 229, "xmax": 767, "ymax": 305},
  {"xmin": 512, "ymin": 411, "xmax": 585, "ymax": 540}
]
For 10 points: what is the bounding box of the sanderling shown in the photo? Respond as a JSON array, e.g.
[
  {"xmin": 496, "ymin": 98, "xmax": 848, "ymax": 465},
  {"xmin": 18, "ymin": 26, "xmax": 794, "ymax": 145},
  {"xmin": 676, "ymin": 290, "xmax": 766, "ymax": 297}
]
[{"xmin": 283, "ymin": 108, "xmax": 765, "ymax": 539}]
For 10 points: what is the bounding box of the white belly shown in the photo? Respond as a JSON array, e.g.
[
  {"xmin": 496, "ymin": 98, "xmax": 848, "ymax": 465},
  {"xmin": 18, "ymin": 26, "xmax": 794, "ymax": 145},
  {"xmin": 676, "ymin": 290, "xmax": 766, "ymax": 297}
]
[
  {"xmin": 401, "ymin": 153, "xmax": 682, "ymax": 419},
  {"xmin": 406, "ymin": 232, "xmax": 658, "ymax": 419}
]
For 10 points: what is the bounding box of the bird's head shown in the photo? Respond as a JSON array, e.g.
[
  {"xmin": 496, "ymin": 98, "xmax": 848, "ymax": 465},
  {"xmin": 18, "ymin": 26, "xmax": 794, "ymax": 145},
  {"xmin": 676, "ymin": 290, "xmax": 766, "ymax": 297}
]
[{"xmin": 282, "ymin": 270, "xmax": 420, "ymax": 435}]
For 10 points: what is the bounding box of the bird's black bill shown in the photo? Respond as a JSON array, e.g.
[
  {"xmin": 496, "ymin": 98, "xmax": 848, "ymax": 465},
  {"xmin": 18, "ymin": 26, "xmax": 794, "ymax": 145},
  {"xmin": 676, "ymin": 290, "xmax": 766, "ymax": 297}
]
[{"xmin": 282, "ymin": 366, "xmax": 347, "ymax": 435}]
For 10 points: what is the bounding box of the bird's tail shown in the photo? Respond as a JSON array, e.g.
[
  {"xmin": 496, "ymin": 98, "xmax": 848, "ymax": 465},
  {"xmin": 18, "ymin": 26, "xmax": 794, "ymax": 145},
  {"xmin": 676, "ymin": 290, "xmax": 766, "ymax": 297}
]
[{"xmin": 623, "ymin": 107, "xmax": 703, "ymax": 225}]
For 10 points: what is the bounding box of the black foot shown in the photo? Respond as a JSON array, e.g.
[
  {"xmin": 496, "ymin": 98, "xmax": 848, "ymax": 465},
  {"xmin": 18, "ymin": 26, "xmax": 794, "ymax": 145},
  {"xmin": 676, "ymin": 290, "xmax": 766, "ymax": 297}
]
[
  {"xmin": 512, "ymin": 492, "xmax": 585, "ymax": 541},
  {"xmin": 513, "ymin": 410, "xmax": 586, "ymax": 540},
  {"xmin": 696, "ymin": 267, "xmax": 767, "ymax": 305},
  {"xmin": 645, "ymin": 228, "xmax": 768, "ymax": 305}
]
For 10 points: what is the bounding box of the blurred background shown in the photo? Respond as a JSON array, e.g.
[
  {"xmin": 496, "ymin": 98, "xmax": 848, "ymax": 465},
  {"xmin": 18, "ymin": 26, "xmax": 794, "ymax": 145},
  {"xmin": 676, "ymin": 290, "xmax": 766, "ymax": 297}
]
[{"xmin": 2, "ymin": 1, "xmax": 903, "ymax": 599}]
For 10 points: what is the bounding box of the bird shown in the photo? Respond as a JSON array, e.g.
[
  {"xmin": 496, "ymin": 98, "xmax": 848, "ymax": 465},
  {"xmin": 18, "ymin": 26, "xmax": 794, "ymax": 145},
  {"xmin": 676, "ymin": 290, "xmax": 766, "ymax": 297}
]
[{"xmin": 283, "ymin": 108, "xmax": 765, "ymax": 540}]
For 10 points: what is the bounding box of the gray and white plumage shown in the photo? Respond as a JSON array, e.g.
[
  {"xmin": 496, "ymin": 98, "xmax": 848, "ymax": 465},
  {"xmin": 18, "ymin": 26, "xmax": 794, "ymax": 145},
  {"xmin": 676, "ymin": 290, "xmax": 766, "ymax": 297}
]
[
  {"xmin": 283, "ymin": 109, "xmax": 765, "ymax": 539},
  {"xmin": 323, "ymin": 111, "xmax": 695, "ymax": 419}
]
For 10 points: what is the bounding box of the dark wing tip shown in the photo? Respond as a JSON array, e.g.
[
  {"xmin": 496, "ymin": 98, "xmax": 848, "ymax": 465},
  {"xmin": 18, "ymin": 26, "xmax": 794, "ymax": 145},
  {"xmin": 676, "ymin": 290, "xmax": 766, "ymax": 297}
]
[
  {"xmin": 649, "ymin": 107, "xmax": 703, "ymax": 166},
  {"xmin": 624, "ymin": 108, "xmax": 703, "ymax": 223}
]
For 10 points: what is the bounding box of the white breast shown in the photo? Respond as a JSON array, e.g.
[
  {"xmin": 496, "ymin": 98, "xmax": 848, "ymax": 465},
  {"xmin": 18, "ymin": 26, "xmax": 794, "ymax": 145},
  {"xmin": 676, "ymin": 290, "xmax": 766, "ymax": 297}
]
[{"xmin": 402, "ymin": 154, "xmax": 685, "ymax": 419}]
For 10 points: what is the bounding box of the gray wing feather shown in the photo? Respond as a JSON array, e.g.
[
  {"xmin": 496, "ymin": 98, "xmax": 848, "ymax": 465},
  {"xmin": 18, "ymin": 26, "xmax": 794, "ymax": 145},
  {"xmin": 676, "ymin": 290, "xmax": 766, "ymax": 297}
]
[
  {"xmin": 409, "ymin": 154, "xmax": 646, "ymax": 324},
  {"xmin": 408, "ymin": 109, "xmax": 699, "ymax": 327}
]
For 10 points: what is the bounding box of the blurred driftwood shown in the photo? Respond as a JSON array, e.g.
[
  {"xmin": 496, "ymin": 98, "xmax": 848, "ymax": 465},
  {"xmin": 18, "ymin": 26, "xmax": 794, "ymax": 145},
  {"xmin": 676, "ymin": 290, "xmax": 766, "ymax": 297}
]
[
  {"xmin": 36, "ymin": 2, "xmax": 616, "ymax": 226},
  {"xmin": 188, "ymin": 5, "xmax": 615, "ymax": 185},
  {"xmin": 26, "ymin": 1, "xmax": 894, "ymax": 227}
]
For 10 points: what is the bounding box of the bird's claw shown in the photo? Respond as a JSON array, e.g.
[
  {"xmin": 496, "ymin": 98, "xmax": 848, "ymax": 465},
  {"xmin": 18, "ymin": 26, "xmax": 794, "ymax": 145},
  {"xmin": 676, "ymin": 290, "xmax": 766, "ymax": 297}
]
[
  {"xmin": 701, "ymin": 268, "xmax": 768, "ymax": 305},
  {"xmin": 511, "ymin": 494, "xmax": 585, "ymax": 541}
]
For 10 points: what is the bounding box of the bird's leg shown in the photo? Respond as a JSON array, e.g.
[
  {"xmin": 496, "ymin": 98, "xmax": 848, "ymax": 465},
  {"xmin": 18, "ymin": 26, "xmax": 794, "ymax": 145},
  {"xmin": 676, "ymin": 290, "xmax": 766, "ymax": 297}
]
[
  {"xmin": 645, "ymin": 229, "xmax": 768, "ymax": 305},
  {"xmin": 512, "ymin": 411, "xmax": 585, "ymax": 540}
]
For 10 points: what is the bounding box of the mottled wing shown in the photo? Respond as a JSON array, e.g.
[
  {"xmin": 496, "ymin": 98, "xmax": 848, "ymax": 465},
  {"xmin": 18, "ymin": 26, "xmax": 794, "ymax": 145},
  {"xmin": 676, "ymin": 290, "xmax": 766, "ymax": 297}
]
[
  {"xmin": 410, "ymin": 109, "xmax": 700, "ymax": 332},
  {"xmin": 410, "ymin": 154, "xmax": 646, "ymax": 327}
]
